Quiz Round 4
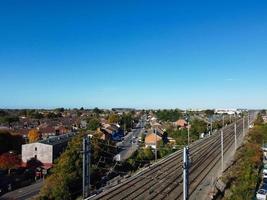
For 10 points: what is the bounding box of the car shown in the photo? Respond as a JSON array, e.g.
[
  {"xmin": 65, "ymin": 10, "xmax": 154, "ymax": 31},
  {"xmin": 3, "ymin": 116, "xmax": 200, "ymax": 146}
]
[
  {"xmin": 256, "ymin": 189, "xmax": 267, "ymax": 200},
  {"xmin": 263, "ymin": 165, "xmax": 267, "ymax": 174},
  {"xmin": 261, "ymin": 183, "xmax": 267, "ymax": 191}
]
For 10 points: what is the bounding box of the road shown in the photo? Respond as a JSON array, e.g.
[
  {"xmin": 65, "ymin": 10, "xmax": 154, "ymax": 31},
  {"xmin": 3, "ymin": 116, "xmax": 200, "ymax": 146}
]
[
  {"xmin": 90, "ymin": 113, "xmax": 256, "ymax": 200},
  {"xmin": 0, "ymin": 180, "xmax": 43, "ymax": 200},
  {"xmin": 117, "ymin": 116, "xmax": 146, "ymax": 161}
]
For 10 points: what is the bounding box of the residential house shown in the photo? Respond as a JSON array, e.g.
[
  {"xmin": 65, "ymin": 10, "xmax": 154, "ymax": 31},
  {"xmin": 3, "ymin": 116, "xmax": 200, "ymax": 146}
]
[
  {"xmin": 145, "ymin": 132, "xmax": 162, "ymax": 149},
  {"xmin": 174, "ymin": 119, "xmax": 188, "ymax": 129}
]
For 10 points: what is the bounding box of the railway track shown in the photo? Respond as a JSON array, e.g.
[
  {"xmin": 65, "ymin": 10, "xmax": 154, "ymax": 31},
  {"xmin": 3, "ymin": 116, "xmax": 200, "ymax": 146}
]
[{"xmin": 91, "ymin": 116, "xmax": 251, "ymax": 200}]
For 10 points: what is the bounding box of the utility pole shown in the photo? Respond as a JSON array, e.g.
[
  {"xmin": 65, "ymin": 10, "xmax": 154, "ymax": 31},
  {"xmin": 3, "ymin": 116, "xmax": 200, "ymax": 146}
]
[
  {"xmin": 234, "ymin": 122, "xmax": 237, "ymax": 150},
  {"xmin": 211, "ymin": 118, "xmax": 213, "ymax": 135},
  {"xmin": 243, "ymin": 116, "xmax": 245, "ymax": 137},
  {"xmin": 83, "ymin": 135, "xmax": 91, "ymax": 199},
  {"xmin": 183, "ymin": 146, "xmax": 189, "ymax": 200},
  {"xmin": 154, "ymin": 128, "xmax": 157, "ymax": 162},
  {"xmin": 221, "ymin": 130, "xmax": 224, "ymax": 173},
  {"xmin": 247, "ymin": 111, "xmax": 250, "ymax": 128},
  {"xmin": 187, "ymin": 122, "xmax": 190, "ymax": 146}
]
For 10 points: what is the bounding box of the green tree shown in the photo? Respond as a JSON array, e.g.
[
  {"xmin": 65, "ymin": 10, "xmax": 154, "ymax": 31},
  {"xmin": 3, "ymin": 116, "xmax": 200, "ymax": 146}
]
[
  {"xmin": 87, "ymin": 118, "xmax": 100, "ymax": 131},
  {"xmin": 156, "ymin": 109, "xmax": 182, "ymax": 122},
  {"xmin": 93, "ymin": 107, "xmax": 102, "ymax": 115},
  {"xmin": 204, "ymin": 109, "xmax": 214, "ymax": 117},
  {"xmin": 120, "ymin": 113, "xmax": 133, "ymax": 131},
  {"xmin": 39, "ymin": 133, "xmax": 117, "ymax": 199},
  {"xmin": 190, "ymin": 119, "xmax": 207, "ymax": 136},
  {"xmin": 143, "ymin": 147, "xmax": 154, "ymax": 160}
]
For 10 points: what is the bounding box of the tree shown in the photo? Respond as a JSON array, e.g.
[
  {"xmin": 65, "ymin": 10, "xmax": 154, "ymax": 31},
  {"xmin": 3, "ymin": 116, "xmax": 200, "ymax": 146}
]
[
  {"xmin": 204, "ymin": 109, "xmax": 214, "ymax": 117},
  {"xmin": 108, "ymin": 114, "xmax": 120, "ymax": 124},
  {"xmin": 39, "ymin": 133, "xmax": 117, "ymax": 199},
  {"xmin": 93, "ymin": 107, "xmax": 101, "ymax": 115},
  {"xmin": 156, "ymin": 109, "xmax": 182, "ymax": 122},
  {"xmin": 0, "ymin": 152, "xmax": 21, "ymax": 172},
  {"xmin": 143, "ymin": 147, "xmax": 154, "ymax": 160},
  {"xmin": 120, "ymin": 113, "xmax": 133, "ymax": 131},
  {"xmin": 254, "ymin": 114, "xmax": 264, "ymax": 126},
  {"xmin": 87, "ymin": 118, "xmax": 100, "ymax": 131},
  {"xmin": 39, "ymin": 134, "xmax": 83, "ymax": 200},
  {"xmin": 190, "ymin": 119, "xmax": 207, "ymax": 136},
  {"xmin": 28, "ymin": 129, "xmax": 41, "ymax": 143},
  {"xmin": 0, "ymin": 130, "xmax": 24, "ymax": 154},
  {"xmin": 55, "ymin": 108, "xmax": 65, "ymax": 112}
]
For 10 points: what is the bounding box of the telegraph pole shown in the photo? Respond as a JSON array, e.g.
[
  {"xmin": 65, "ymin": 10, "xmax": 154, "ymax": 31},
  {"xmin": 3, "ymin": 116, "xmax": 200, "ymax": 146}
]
[
  {"xmin": 211, "ymin": 118, "xmax": 213, "ymax": 135},
  {"xmin": 183, "ymin": 146, "xmax": 189, "ymax": 200},
  {"xmin": 247, "ymin": 111, "xmax": 250, "ymax": 128},
  {"xmin": 154, "ymin": 128, "xmax": 157, "ymax": 162},
  {"xmin": 187, "ymin": 122, "xmax": 190, "ymax": 146},
  {"xmin": 83, "ymin": 135, "xmax": 91, "ymax": 199},
  {"xmin": 243, "ymin": 117, "xmax": 245, "ymax": 137},
  {"xmin": 221, "ymin": 130, "xmax": 224, "ymax": 173},
  {"xmin": 234, "ymin": 122, "xmax": 237, "ymax": 150}
]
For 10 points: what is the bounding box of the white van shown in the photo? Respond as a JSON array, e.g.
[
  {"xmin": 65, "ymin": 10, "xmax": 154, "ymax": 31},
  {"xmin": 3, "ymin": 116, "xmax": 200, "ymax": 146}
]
[{"xmin": 257, "ymin": 189, "xmax": 267, "ymax": 200}]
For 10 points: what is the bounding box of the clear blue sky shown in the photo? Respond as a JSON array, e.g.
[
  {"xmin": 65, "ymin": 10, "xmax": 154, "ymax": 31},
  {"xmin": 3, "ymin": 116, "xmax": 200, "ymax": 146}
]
[{"xmin": 0, "ymin": 0, "xmax": 267, "ymax": 109}]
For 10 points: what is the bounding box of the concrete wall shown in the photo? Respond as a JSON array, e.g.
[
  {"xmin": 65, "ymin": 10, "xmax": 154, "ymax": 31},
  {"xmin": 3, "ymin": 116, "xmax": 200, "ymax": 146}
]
[{"xmin": 22, "ymin": 143, "xmax": 53, "ymax": 164}]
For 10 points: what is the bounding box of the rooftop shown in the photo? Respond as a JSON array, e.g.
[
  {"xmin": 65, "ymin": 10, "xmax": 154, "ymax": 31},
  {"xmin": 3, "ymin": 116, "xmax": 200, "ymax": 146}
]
[{"xmin": 39, "ymin": 132, "xmax": 76, "ymax": 146}]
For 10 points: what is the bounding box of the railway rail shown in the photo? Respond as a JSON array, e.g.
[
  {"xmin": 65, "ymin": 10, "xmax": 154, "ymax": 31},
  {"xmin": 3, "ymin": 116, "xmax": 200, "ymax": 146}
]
[{"xmin": 91, "ymin": 115, "xmax": 252, "ymax": 200}]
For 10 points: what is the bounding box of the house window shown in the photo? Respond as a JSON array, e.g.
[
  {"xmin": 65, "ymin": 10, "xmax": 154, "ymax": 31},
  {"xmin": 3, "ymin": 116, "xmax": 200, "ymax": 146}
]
[
  {"xmin": 35, "ymin": 147, "xmax": 37, "ymax": 151},
  {"xmin": 34, "ymin": 155, "xmax": 37, "ymax": 159}
]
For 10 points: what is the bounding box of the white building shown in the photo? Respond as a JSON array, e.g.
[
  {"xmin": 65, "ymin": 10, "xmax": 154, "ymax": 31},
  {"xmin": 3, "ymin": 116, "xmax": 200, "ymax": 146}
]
[
  {"xmin": 215, "ymin": 109, "xmax": 239, "ymax": 115},
  {"xmin": 22, "ymin": 132, "xmax": 75, "ymax": 167}
]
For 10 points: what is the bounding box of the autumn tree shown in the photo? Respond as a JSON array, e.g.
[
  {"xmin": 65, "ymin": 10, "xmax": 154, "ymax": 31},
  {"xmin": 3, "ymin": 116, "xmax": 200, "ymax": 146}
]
[
  {"xmin": 28, "ymin": 129, "xmax": 41, "ymax": 143},
  {"xmin": 108, "ymin": 114, "xmax": 120, "ymax": 124},
  {"xmin": 0, "ymin": 152, "xmax": 21, "ymax": 173}
]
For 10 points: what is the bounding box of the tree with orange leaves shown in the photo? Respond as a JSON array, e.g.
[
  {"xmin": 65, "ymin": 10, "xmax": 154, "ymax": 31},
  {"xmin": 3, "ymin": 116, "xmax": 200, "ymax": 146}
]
[{"xmin": 28, "ymin": 129, "xmax": 41, "ymax": 143}]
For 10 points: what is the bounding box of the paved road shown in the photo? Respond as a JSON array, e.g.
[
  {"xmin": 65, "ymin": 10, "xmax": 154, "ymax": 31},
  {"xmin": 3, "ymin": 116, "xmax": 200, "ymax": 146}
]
[
  {"xmin": 0, "ymin": 180, "xmax": 43, "ymax": 200},
  {"xmin": 117, "ymin": 116, "xmax": 146, "ymax": 161}
]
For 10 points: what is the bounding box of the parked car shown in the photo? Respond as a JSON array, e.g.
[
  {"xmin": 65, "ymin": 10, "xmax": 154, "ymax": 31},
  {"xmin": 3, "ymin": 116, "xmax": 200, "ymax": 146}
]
[
  {"xmin": 257, "ymin": 189, "xmax": 267, "ymax": 200},
  {"xmin": 263, "ymin": 164, "xmax": 267, "ymax": 174}
]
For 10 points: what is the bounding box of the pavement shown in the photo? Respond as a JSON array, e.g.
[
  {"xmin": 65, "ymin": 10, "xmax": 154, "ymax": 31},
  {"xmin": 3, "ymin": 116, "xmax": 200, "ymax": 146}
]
[
  {"xmin": 116, "ymin": 116, "xmax": 146, "ymax": 161},
  {"xmin": 0, "ymin": 180, "xmax": 43, "ymax": 200}
]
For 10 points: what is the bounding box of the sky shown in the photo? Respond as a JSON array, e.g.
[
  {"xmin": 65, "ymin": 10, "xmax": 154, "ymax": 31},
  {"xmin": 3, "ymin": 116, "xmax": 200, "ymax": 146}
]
[{"xmin": 0, "ymin": 0, "xmax": 267, "ymax": 109}]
